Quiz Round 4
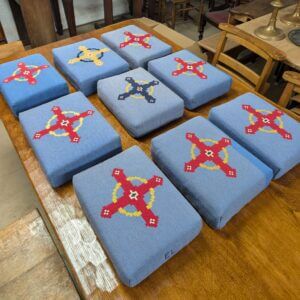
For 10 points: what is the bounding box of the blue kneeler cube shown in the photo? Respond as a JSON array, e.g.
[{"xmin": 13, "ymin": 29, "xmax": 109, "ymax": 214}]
[
  {"xmin": 151, "ymin": 117, "xmax": 273, "ymax": 229},
  {"xmin": 73, "ymin": 146, "xmax": 202, "ymax": 287},
  {"xmin": 0, "ymin": 54, "xmax": 69, "ymax": 117},
  {"xmin": 52, "ymin": 38, "xmax": 129, "ymax": 96},
  {"xmin": 97, "ymin": 67, "xmax": 184, "ymax": 137},
  {"xmin": 101, "ymin": 25, "xmax": 172, "ymax": 69},
  {"xmin": 209, "ymin": 92, "xmax": 300, "ymax": 179},
  {"xmin": 19, "ymin": 91, "xmax": 121, "ymax": 188},
  {"xmin": 148, "ymin": 50, "xmax": 232, "ymax": 110}
]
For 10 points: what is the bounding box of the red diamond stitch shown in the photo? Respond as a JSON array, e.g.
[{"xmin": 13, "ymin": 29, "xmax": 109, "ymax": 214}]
[
  {"xmin": 33, "ymin": 106, "xmax": 94, "ymax": 143},
  {"xmin": 172, "ymin": 58, "xmax": 207, "ymax": 79},
  {"xmin": 242, "ymin": 104, "xmax": 292, "ymax": 140},
  {"xmin": 3, "ymin": 62, "xmax": 49, "ymax": 85},
  {"xmin": 119, "ymin": 31, "xmax": 152, "ymax": 49},
  {"xmin": 185, "ymin": 132, "xmax": 237, "ymax": 178},
  {"xmin": 101, "ymin": 168, "xmax": 163, "ymax": 228}
]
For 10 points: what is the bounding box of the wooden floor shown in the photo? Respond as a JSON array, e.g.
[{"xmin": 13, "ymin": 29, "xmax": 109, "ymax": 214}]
[{"xmin": 0, "ymin": 210, "xmax": 79, "ymax": 299}]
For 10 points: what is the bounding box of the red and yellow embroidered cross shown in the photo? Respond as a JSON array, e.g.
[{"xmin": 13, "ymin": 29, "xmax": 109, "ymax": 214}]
[
  {"xmin": 172, "ymin": 58, "xmax": 207, "ymax": 79},
  {"xmin": 185, "ymin": 133, "xmax": 237, "ymax": 178},
  {"xmin": 242, "ymin": 105, "xmax": 292, "ymax": 140},
  {"xmin": 3, "ymin": 62, "xmax": 49, "ymax": 85},
  {"xmin": 101, "ymin": 168, "xmax": 163, "ymax": 228},
  {"xmin": 33, "ymin": 106, "xmax": 94, "ymax": 143},
  {"xmin": 119, "ymin": 31, "xmax": 152, "ymax": 49}
]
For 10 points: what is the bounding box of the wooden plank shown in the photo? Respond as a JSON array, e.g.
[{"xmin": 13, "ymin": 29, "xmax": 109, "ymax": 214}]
[
  {"xmin": 0, "ymin": 41, "xmax": 25, "ymax": 60},
  {"xmin": 0, "ymin": 19, "xmax": 299, "ymax": 299},
  {"xmin": 0, "ymin": 210, "xmax": 79, "ymax": 299}
]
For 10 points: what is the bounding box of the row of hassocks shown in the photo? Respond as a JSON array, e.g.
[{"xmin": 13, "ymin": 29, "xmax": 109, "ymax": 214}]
[{"xmin": 0, "ymin": 24, "xmax": 299, "ymax": 287}]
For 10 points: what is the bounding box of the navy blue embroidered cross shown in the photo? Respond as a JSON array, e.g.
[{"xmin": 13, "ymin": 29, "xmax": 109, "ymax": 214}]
[{"xmin": 118, "ymin": 77, "xmax": 159, "ymax": 103}]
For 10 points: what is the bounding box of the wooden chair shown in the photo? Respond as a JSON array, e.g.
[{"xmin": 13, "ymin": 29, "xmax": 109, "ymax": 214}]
[
  {"xmin": 0, "ymin": 23, "xmax": 7, "ymax": 44},
  {"xmin": 198, "ymin": 0, "xmax": 240, "ymax": 40},
  {"xmin": 212, "ymin": 23, "xmax": 286, "ymax": 94},
  {"xmin": 0, "ymin": 41, "xmax": 25, "ymax": 61},
  {"xmin": 165, "ymin": 0, "xmax": 200, "ymax": 29},
  {"xmin": 278, "ymin": 71, "xmax": 300, "ymax": 116}
]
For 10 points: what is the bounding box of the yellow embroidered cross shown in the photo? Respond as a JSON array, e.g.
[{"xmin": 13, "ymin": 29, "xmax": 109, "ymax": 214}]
[{"xmin": 68, "ymin": 46, "xmax": 110, "ymax": 66}]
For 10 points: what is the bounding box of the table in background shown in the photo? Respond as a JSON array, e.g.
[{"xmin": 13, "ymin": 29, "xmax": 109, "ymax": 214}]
[{"xmin": 0, "ymin": 19, "xmax": 299, "ymax": 300}]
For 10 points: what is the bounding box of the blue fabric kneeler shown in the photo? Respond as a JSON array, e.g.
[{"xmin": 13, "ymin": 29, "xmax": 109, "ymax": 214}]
[
  {"xmin": 73, "ymin": 146, "xmax": 202, "ymax": 287},
  {"xmin": 19, "ymin": 92, "xmax": 121, "ymax": 187},
  {"xmin": 52, "ymin": 38, "xmax": 129, "ymax": 96},
  {"xmin": 0, "ymin": 54, "xmax": 69, "ymax": 117},
  {"xmin": 209, "ymin": 92, "xmax": 300, "ymax": 179},
  {"xmin": 101, "ymin": 25, "xmax": 172, "ymax": 69},
  {"xmin": 151, "ymin": 116, "xmax": 273, "ymax": 229},
  {"xmin": 148, "ymin": 49, "xmax": 232, "ymax": 110},
  {"xmin": 97, "ymin": 67, "xmax": 184, "ymax": 137}
]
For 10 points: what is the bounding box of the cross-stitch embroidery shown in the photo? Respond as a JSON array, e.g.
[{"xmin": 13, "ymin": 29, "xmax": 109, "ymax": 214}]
[
  {"xmin": 101, "ymin": 168, "xmax": 163, "ymax": 228},
  {"xmin": 172, "ymin": 58, "xmax": 207, "ymax": 79},
  {"xmin": 242, "ymin": 105, "xmax": 292, "ymax": 140},
  {"xmin": 119, "ymin": 31, "xmax": 152, "ymax": 49},
  {"xmin": 68, "ymin": 46, "xmax": 110, "ymax": 66},
  {"xmin": 185, "ymin": 132, "xmax": 237, "ymax": 178},
  {"xmin": 118, "ymin": 77, "xmax": 159, "ymax": 103},
  {"xmin": 3, "ymin": 62, "xmax": 49, "ymax": 85},
  {"xmin": 33, "ymin": 106, "xmax": 94, "ymax": 143}
]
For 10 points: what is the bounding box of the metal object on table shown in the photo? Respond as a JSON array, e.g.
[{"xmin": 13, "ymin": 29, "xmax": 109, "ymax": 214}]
[
  {"xmin": 281, "ymin": 0, "xmax": 300, "ymax": 26},
  {"xmin": 254, "ymin": 0, "xmax": 285, "ymax": 41},
  {"xmin": 288, "ymin": 29, "xmax": 300, "ymax": 46}
]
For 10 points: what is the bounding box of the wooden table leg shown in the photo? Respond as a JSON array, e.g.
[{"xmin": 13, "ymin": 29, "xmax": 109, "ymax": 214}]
[
  {"xmin": 19, "ymin": 0, "xmax": 57, "ymax": 47},
  {"xmin": 50, "ymin": 0, "xmax": 63, "ymax": 35},
  {"xmin": 133, "ymin": 0, "xmax": 143, "ymax": 18},
  {"xmin": 62, "ymin": 0, "xmax": 77, "ymax": 36},
  {"xmin": 148, "ymin": 0, "xmax": 156, "ymax": 19},
  {"xmin": 104, "ymin": 0, "xmax": 113, "ymax": 25}
]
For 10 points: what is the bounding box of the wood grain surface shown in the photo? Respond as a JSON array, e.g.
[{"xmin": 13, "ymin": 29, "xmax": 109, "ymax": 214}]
[{"xmin": 0, "ymin": 19, "xmax": 299, "ymax": 299}]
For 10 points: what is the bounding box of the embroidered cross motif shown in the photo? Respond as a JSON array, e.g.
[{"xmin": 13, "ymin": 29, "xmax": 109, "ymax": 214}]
[
  {"xmin": 118, "ymin": 77, "xmax": 159, "ymax": 103},
  {"xmin": 68, "ymin": 46, "xmax": 110, "ymax": 66},
  {"xmin": 3, "ymin": 62, "xmax": 49, "ymax": 85},
  {"xmin": 101, "ymin": 168, "xmax": 163, "ymax": 228},
  {"xmin": 33, "ymin": 106, "xmax": 94, "ymax": 143},
  {"xmin": 242, "ymin": 105, "xmax": 292, "ymax": 140},
  {"xmin": 119, "ymin": 31, "xmax": 152, "ymax": 49},
  {"xmin": 185, "ymin": 133, "xmax": 237, "ymax": 178},
  {"xmin": 172, "ymin": 58, "xmax": 207, "ymax": 79}
]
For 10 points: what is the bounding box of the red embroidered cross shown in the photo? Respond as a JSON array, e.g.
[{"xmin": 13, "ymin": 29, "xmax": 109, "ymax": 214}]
[
  {"xmin": 3, "ymin": 62, "xmax": 49, "ymax": 85},
  {"xmin": 242, "ymin": 105, "xmax": 292, "ymax": 140},
  {"xmin": 101, "ymin": 168, "xmax": 163, "ymax": 228},
  {"xmin": 33, "ymin": 106, "xmax": 94, "ymax": 143},
  {"xmin": 185, "ymin": 133, "xmax": 237, "ymax": 178},
  {"xmin": 172, "ymin": 58, "xmax": 207, "ymax": 79},
  {"xmin": 119, "ymin": 31, "xmax": 152, "ymax": 49}
]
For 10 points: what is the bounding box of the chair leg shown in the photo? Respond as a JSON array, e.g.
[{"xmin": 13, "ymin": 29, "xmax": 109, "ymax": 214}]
[
  {"xmin": 62, "ymin": 0, "xmax": 76, "ymax": 36},
  {"xmin": 50, "ymin": 0, "xmax": 63, "ymax": 35},
  {"xmin": 171, "ymin": 3, "xmax": 176, "ymax": 29}
]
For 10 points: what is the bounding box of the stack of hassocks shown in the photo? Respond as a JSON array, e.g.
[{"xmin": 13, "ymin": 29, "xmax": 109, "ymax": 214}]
[{"xmin": 1, "ymin": 23, "xmax": 299, "ymax": 287}]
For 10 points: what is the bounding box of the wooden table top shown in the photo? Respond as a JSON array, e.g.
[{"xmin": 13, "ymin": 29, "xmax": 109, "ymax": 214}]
[
  {"xmin": 0, "ymin": 19, "xmax": 299, "ymax": 300},
  {"xmin": 238, "ymin": 4, "xmax": 300, "ymax": 71}
]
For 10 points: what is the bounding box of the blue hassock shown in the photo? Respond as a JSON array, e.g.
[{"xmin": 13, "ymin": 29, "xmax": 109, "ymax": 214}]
[
  {"xmin": 0, "ymin": 54, "xmax": 69, "ymax": 117},
  {"xmin": 101, "ymin": 25, "xmax": 172, "ymax": 69},
  {"xmin": 97, "ymin": 67, "xmax": 184, "ymax": 137},
  {"xmin": 19, "ymin": 91, "xmax": 121, "ymax": 187},
  {"xmin": 148, "ymin": 49, "xmax": 232, "ymax": 110},
  {"xmin": 52, "ymin": 38, "xmax": 129, "ymax": 96},
  {"xmin": 209, "ymin": 92, "xmax": 300, "ymax": 179},
  {"xmin": 151, "ymin": 116, "xmax": 273, "ymax": 229},
  {"xmin": 73, "ymin": 146, "xmax": 202, "ymax": 287}
]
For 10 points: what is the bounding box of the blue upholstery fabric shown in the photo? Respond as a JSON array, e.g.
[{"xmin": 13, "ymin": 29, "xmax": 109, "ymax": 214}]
[
  {"xmin": 148, "ymin": 50, "xmax": 232, "ymax": 110},
  {"xmin": 19, "ymin": 92, "xmax": 121, "ymax": 187},
  {"xmin": 73, "ymin": 146, "xmax": 202, "ymax": 287},
  {"xmin": 101, "ymin": 25, "xmax": 172, "ymax": 69},
  {"xmin": 151, "ymin": 117, "xmax": 272, "ymax": 229},
  {"xmin": 209, "ymin": 92, "xmax": 300, "ymax": 179},
  {"xmin": 0, "ymin": 54, "xmax": 69, "ymax": 117},
  {"xmin": 97, "ymin": 67, "xmax": 184, "ymax": 137},
  {"xmin": 52, "ymin": 38, "xmax": 129, "ymax": 96}
]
